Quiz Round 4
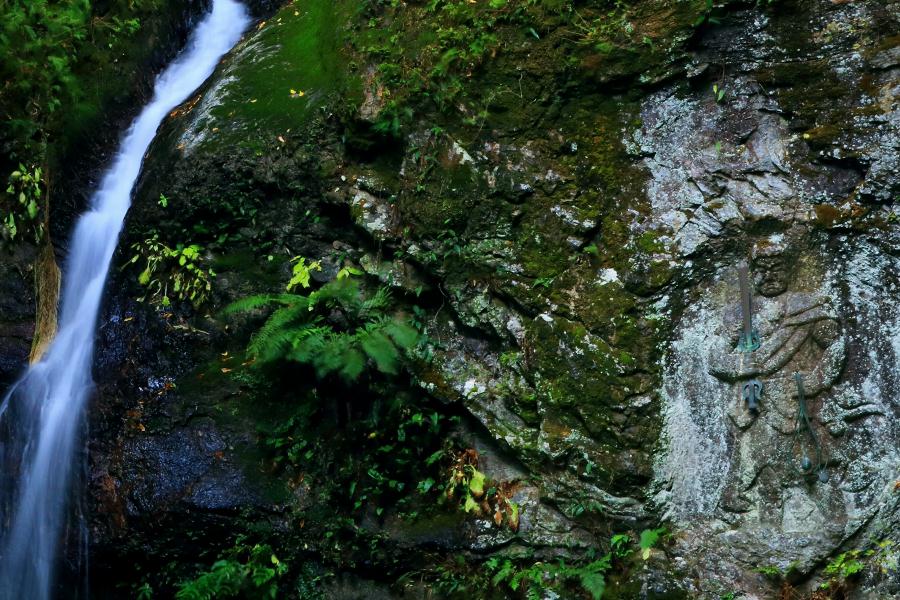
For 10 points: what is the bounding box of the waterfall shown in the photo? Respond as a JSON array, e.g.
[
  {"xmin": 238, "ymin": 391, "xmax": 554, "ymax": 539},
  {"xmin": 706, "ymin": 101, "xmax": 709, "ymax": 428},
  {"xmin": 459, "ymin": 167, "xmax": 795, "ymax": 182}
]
[{"xmin": 0, "ymin": 1, "xmax": 250, "ymax": 597}]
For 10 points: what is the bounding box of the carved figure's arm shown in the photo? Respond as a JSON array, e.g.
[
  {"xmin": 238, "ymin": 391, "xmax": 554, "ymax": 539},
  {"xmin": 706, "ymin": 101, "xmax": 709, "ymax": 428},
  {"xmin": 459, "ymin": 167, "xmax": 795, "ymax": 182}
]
[
  {"xmin": 801, "ymin": 319, "xmax": 847, "ymax": 398},
  {"xmin": 757, "ymin": 326, "xmax": 809, "ymax": 376}
]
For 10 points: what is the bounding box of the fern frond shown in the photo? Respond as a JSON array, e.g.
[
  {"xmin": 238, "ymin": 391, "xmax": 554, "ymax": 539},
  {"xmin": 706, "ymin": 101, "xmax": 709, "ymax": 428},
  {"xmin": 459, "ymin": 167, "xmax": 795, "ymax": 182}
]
[
  {"xmin": 249, "ymin": 327, "xmax": 296, "ymax": 363},
  {"xmin": 222, "ymin": 293, "xmax": 302, "ymax": 315},
  {"xmin": 339, "ymin": 347, "xmax": 367, "ymax": 381},
  {"xmin": 359, "ymin": 286, "xmax": 392, "ymax": 317},
  {"xmin": 288, "ymin": 325, "xmax": 332, "ymax": 365},
  {"xmin": 359, "ymin": 328, "xmax": 400, "ymax": 375},
  {"xmin": 312, "ymin": 278, "xmax": 361, "ymax": 310},
  {"xmin": 231, "ymin": 274, "xmax": 420, "ymax": 383},
  {"xmin": 384, "ymin": 319, "xmax": 419, "ymax": 350},
  {"xmin": 311, "ymin": 331, "xmax": 352, "ymax": 379},
  {"xmin": 248, "ymin": 310, "xmax": 321, "ymax": 362}
]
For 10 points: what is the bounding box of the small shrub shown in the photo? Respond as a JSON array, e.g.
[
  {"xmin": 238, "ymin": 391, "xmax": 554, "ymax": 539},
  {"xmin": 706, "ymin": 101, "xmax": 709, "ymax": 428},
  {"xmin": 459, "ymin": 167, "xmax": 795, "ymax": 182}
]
[
  {"xmin": 2, "ymin": 164, "xmax": 44, "ymax": 244},
  {"xmin": 127, "ymin": 234, "xmax": 215, "ymax": 308}
]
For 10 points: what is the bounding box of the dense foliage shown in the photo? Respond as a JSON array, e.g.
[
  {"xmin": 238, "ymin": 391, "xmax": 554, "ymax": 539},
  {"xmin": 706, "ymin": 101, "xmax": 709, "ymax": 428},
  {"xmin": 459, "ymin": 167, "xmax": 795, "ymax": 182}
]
[
  {"xmin": 0, "ymin": 0, "xmax": 165, "ymax": 246},
  {"xmin": 0, "ymin": 0, "xmax": 92, "ymax": 161}
]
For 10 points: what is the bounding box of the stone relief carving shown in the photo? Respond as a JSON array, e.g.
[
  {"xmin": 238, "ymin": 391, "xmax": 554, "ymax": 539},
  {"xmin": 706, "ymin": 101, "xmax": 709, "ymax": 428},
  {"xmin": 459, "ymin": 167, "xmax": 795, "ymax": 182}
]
[{"xmin": 706, "ymin": 239, "xmax": 854, "ymax": 536}]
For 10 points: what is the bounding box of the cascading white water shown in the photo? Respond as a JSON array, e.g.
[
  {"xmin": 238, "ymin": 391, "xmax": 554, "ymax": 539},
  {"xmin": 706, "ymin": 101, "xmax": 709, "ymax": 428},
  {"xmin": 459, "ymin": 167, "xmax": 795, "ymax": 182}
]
[{"xmin": 0, "ymin": 2, "xmax": 250, "ymax": 597}]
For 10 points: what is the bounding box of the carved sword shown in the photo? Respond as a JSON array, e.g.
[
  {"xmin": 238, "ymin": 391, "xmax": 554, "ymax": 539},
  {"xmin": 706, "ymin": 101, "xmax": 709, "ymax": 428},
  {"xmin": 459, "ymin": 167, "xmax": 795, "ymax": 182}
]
[{"xmin": 738, "ymin": 263, "xmax": 760, "ymax": 353}]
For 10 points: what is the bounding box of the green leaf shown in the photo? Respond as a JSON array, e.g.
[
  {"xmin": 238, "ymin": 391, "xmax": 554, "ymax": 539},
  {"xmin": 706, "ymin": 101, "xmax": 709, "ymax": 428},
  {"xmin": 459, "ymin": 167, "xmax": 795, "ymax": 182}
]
[
  {"xmin": 639, "ymin": 527, "xmax": 666, "ymax": 557},
  {"xmin": 287, "ymin": 256, "xmax": 322, "ymax": 291},
  {"xmin": 337, "ymin": 266, "xmax": 363, "ymax": 280},
  {"xmin": 386, "ymin": 320, "xmax": 419, "ymax": 349},
  {"xmin": 468, "ymin": 469, "xmax": 486, "ymax": 497},
  {"xmin": 5, "ymin": 214, "xmax": 16, "ymax": 238},
  {"xmin": 491, "ymin": 560, "xmax": 514, "ymax": 586}
]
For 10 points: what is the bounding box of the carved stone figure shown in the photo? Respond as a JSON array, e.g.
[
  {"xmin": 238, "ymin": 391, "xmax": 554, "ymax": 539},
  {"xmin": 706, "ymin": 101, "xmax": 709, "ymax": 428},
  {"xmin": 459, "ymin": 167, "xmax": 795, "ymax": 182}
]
[{"xmin": 708, "ymin": 238, "xmax": 848, "ymax": 530}]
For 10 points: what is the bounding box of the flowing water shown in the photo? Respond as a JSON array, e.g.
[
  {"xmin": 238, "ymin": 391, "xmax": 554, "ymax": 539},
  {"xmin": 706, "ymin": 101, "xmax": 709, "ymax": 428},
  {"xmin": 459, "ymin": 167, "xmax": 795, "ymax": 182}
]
[{"xmin": 0, "ymin": 2, "xmax": 250, "ymax": 596}]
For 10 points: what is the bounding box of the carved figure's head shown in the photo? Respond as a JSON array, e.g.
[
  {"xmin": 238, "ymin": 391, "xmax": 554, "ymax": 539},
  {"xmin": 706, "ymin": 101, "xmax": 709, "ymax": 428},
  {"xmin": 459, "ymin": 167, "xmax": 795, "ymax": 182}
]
[{"xmin": 750, "ymin": 234, "xmax": 791, "ymax": 297}]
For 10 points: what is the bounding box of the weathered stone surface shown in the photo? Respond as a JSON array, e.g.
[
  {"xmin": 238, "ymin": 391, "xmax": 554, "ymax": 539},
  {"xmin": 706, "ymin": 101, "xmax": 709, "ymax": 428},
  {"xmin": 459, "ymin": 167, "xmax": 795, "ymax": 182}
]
[{"xmin": 643, "ymin": 0, "xmax": 900, "ymax": 596}]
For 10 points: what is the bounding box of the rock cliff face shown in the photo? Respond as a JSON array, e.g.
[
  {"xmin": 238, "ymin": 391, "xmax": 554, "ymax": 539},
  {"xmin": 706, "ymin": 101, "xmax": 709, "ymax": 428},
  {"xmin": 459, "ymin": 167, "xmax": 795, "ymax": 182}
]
[{"xmin": 1, "ymin": 0, "xmax": 897, "ymax": 597}]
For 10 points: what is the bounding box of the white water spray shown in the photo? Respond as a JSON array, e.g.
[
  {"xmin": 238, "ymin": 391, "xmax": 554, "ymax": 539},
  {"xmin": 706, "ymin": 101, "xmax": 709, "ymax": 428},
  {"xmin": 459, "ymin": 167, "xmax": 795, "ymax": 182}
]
[{"xmin": 0, "ymin": 2, "xmax": 249, "ymax": 597}]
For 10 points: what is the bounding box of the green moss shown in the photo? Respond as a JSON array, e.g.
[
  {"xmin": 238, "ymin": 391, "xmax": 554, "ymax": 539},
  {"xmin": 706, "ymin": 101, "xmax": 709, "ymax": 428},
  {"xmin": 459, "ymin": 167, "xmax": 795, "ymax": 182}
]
[
  {"xmin": 174, "ymin": 0, "xmax": 361, "ymax": 150},
  {"xmin": 577, "ymin": 0, "xmax": 708, "ymax": 84}
]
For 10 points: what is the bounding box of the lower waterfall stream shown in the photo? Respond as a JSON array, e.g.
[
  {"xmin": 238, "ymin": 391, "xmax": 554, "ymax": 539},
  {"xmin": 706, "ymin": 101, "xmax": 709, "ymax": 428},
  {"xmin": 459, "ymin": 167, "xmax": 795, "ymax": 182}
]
[{"xmin": 0, "ymin": 2, "xmax": 250, "ymax": 597}]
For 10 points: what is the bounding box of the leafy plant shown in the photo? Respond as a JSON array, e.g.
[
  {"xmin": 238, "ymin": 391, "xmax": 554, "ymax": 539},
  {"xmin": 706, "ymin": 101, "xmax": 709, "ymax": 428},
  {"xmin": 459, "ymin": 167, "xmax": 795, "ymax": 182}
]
[
  {"xmin": 486, "ymin": 553, "xmax": 611, "ymax": 600},
  {"xmin": 693, "ymin": 0, "xmax": 722, "ymax": 27},
  {"xmin": 823, "ymin": 551, "xmax": 865, "ymax": 581},
  {"xmin": 127, "ymin": 234, "xmax": 216, "ymax": 308},
  {"xmin": 572, "ymin": 1, "xmax": 633, "ymax": 54},
  {"xmin": 813, "ymin": 541, "xmax": 899, "ymax": 597},
  {"xmin": 286, "ymin": 256, "xmax": 322, "ymax": 291},
  {"xmin": 136, "ymin": 582, "xmax": 153, "ymax": 600},
  {"xmin": 564, "ymin": 498, "xmax": 606, "ymax": 518},
  {"xmin": 444, "ymin": 447, "xmax": 519, "ymax": 530},
  {"xmin": 638, "ymin": 527, "xmax": 666, "ymax": 560},
  {"xmin": 353, "ymin": 0, "xmax": 567, "ymax": 134},
  {"xmin": 0, "ymin": 0, "xmax": 91, "ymax": 156},
  {"xmin": 713, "ymin": 83, "xmax": 726, "ymax": 103},
  {"xmin": 2, "ymin": 164, "xmax": 43, "ymax": 244},
  {"xmin": 0, "ymin": 0, "xmax": 153, "ymax": 165},
  {"xmin": 483, "ymin": 527, "xmax": 664, "ymax": 600},
  {"xmin": 175, "ymin": 543, "xmax": 287, "ymax": 600},
  {"xmin": 754, "ymin": 564, "xmax": 786, "ymax": 581}
]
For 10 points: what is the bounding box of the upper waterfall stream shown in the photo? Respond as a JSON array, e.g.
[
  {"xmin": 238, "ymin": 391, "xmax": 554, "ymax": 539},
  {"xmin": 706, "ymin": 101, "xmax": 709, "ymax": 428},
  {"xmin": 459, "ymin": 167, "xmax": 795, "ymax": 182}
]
[{"xmin": 0, "ymin": 2, "xmax": 250, "ymax": 597}]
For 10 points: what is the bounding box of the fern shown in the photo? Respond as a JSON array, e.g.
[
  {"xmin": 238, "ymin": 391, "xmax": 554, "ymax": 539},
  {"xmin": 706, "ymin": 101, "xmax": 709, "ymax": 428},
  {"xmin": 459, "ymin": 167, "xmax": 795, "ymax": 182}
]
[
  {"xmin": 359, "ymin": 286, "xmax": 393, "ymax": 316},
  {"xmin": 222, "ymin": 293, "xmax": 301, "ymax": 314},
  {"xmin": 359, "ymin": 321, "xmax": 401, "ymax": 374},
  {"xmin": 579, "ymin": 572, "xmax": 606, "ymax": 600},
  {"xmin": 228, "ymin": 277, "xmax": 421, "ymax": 383},
  {"xmin": 175, "ymin": 544, "xmax": 285, "ymax": 600},
  {"xmin": 247, "ymin": 308, "xmax": 320, "ymax": 362}
]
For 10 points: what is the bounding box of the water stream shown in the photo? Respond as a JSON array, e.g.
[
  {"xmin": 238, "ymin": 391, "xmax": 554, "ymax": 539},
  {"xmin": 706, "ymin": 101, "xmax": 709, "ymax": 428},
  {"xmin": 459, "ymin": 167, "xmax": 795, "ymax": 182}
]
[{"xmin": 0, "ymin": 2, "xmax": 250, "ymax": 596}]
